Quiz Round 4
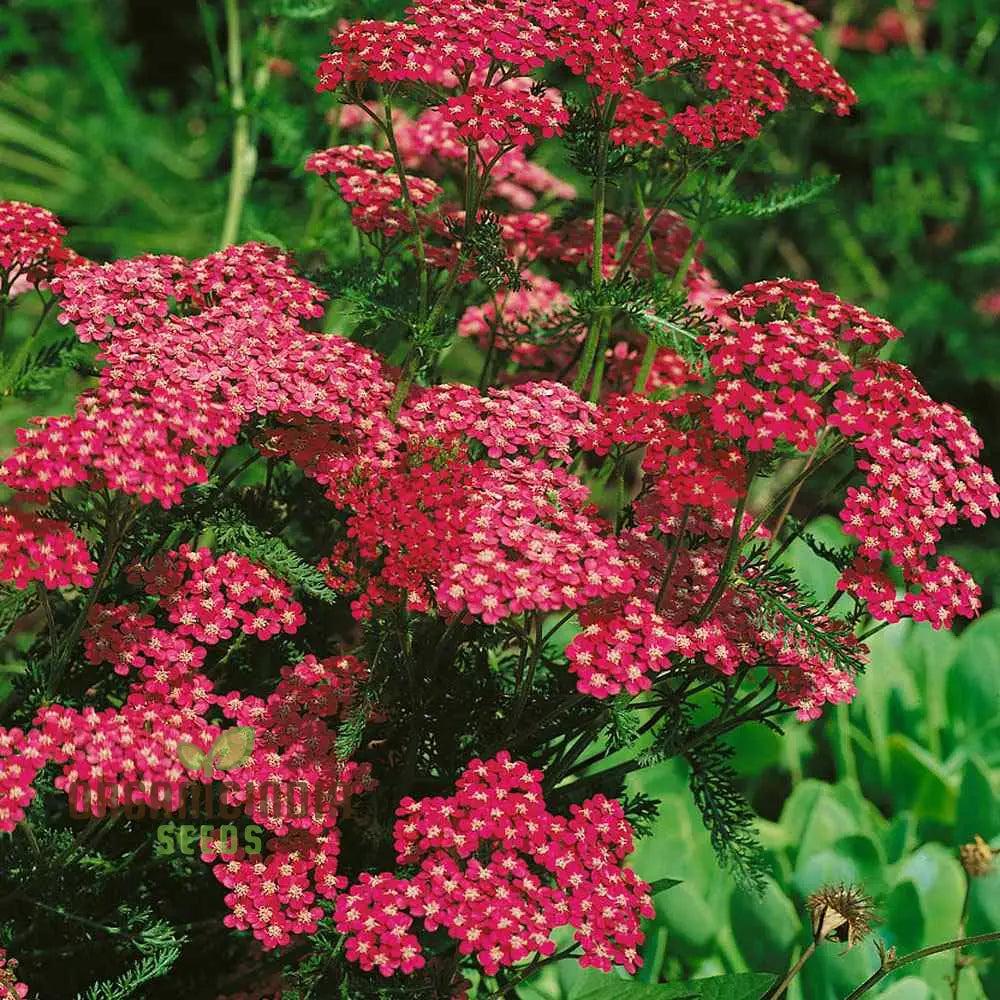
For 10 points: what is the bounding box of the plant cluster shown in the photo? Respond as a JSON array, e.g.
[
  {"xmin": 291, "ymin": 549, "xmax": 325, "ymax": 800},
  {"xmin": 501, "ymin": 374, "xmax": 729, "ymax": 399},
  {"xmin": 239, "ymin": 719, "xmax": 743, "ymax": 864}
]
[{"xmin": 0, "ymin": 0, "xmax": 998, "ymax": 997}]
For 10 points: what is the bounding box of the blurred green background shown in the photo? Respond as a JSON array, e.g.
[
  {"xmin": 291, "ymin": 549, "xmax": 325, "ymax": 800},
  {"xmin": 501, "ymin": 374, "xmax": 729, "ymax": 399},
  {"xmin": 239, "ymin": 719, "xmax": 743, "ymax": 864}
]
[{"xmin": 1, "ymin": 0, "xmax": 998, "ymax": 997}]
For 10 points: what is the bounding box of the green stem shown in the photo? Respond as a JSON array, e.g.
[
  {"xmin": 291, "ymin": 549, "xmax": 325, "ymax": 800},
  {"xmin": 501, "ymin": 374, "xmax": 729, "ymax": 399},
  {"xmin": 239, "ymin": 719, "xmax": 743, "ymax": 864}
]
[
  {"xmin": 506, "ymin": 616, "xmax": 544, "ymax": 739},
  {"xmin": 615, "ymin": 170, "xmax": 690, "ymax": 283},
  {"xmin": 761, "ymin": 939, "xmax": 819, "ymax": 1000},
  {"xmin": 764, "ymin": 465, "xmax": 856, "ymax": 569},
  {"xmin": 0, "ymin": 275, "xmax": 9, "ymax": 348},
  {"xmin": 23, "ymin": 896, "xmax": 124, "ymax": 936},
  {"xmin": 219, "ymin": 0, "xmax": 253, "ymax": 247},
  {"xmin": 742, "ymin": 442, "xmax": 846, "ymax": 543},
  {"xmin": 770, "ymin": 433, "xmax": 827, "ymax": 542},
  {"xmin": 949, "ymin": 880, "xmax": 972, "ymax": 1000},
  {"xmin": 572, "ymin": 106, "xmax": 615, "ymax": 396},
  {"xmin": 695, "ymin": 467, "xmax": 752, "ymax": 621},
  {"xmin": 485, "ymin": 946, "xmax": 580, "ymax": 999},
  {"xmin": 845, "ymin": 933, "xmax": 1000, "ymax": 1000},
  {"xmin": 656, "ymin": 506, "xmax": 691, "ymax": 611},
  {"xmin": 586, "ymin": 312, "xmax": 613, "ymax": 403},
  {"xmin": 381, "ymin": 94, "xmax": 429, "ymax": 320},
  {"xmin": 633, "ymin": 199, "xmax": 704, "ymax": 395},
  {"xmin": 17, "ymin": 819, "xmax": 41, "ymax": 857},
  {"xmin": 45, "ymin": 500, "xmax": 135, "ymax": 698},
  {"xmin": 506, "ymin": 692, "xmax": 587, "ymax": 751},
  {"xmin": 34, "ymin": 582, "xmax": 57, "ymax": 654}
]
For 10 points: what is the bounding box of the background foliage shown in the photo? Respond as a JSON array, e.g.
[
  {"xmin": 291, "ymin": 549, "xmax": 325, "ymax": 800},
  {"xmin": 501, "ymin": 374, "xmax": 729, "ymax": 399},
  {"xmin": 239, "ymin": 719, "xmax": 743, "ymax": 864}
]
[{"xmin": 1, "ymin": 0, "xmax": 998, "ymax": 997}]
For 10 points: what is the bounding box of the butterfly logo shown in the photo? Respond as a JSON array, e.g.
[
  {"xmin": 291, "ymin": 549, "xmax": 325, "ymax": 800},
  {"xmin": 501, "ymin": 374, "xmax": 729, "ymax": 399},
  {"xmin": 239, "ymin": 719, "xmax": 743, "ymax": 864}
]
[{"xmin": 176, "ymin": 726, "xmax": 255, "ymax": 780}]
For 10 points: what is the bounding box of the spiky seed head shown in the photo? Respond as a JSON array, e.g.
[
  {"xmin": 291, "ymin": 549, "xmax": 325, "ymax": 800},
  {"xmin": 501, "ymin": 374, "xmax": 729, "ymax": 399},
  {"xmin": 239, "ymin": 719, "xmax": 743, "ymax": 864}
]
[
  {"xmin": 959, "ymin": 835, "xmax": 998, "ymax": 878},
  {"xmin": 807, "ymin": 883, "xmax": 879, "ymax": 950}
]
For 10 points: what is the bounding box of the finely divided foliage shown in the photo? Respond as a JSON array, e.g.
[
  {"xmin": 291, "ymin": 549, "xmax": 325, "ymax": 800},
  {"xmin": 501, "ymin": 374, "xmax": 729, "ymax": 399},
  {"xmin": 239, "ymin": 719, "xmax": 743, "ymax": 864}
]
[{"xmin": 0, "ymin": 0, "xmax": 997, "ymax": 996}]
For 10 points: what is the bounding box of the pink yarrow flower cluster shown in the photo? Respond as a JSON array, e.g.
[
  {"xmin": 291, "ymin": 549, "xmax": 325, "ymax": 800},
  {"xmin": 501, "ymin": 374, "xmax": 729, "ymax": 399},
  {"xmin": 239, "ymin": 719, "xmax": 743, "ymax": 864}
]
[
  {"xmin": 334, "ymin": 752, "xmax": 653, "ymax": 977},
  {"xmin": 334, "ymin": 96, "xmax": 576, "ymax": 208},
  {"xmin": 0, "ymin": 948, "xmax": 28, "ymax": 1000},
  {"xmin": 701, "ymin": 278, "xmax": 902, "ymax": 452},
  {"xmin": 0, "ymin": 200, "xmax": 79, "ymax": 291},
  {"xmin": 0, "ymin": 547, "xmax": 307, "ymax": 830},
  {"xmin": 3, "ymin": 236, "xmax": 396, "ymax": 509},
  {"xmin": 0, "ymin": 545, "xmax": 378, "ymax": 951},
  {"xmin": 305, "ymin": 144, "xmax": 443, "ymax": 236},
  {"xmin": 317, "ymin": 0, "xmax": 855, "ymax": 148},
  {"xmin": 832, "ymin": 362, "xmax": 999, "ymax": 627},
  {"xmin": 0, "ymin": 507, "xmax": 97, "ymax": 590},
  {"xmin": 270, "ymin": 381, "xmax": 643, "ymax": 622}
]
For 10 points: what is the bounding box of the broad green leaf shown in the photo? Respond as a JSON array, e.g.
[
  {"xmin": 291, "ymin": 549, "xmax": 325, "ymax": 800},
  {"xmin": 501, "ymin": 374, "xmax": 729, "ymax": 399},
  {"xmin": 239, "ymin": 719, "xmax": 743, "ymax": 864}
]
[
  {"xmin": 778, "ymin": 781, "xmax": 838, "ymax": 851},
  {"xmin": 790, "ymin": 784, "xmax": 865, "ymax": 866},
  {"xmin": 946, "ymin": 611, "xmax": 1000, "ymax": 750},
  {"xmin": 793, "ymin": 835, "xmax": 887, "ymax": 899},
  {"xmin": 654, "ymin": 882, "xmax": 721, "ymax": 950},
  {"xmin": 576, "ymin": 972, "xmax": 776, "ymax": 1000},
  {"xmin": 638, "ymin": 924, "xmax": 668, "ymax": 984},
  {"xmin": 876, "ymin": 977, "xmax": 935, "ymax": 1000},
  {"xmin": 885, "ymin": 880, "xmax": 924, "ymax": 954},
  {"xmin": 895, "ymin": 843, "xmax": 967, "ymax": 945},
  {"xmin": 894, "ymin": 620, "xmax": 956, "ymax": 755},
  {"xmin": 648, "ymin": 878, "xmax": 683, "ymax": 895},
  {"xmin": 968, "ymin": 865, "xmax": 1000, "ymax": 999},
  {"xmin": 850, "ymin": 622, "xmax": 919, "ymax": 782},
  {"xmin": 882, "ymin": 813, "xmax": 916, "ymax": 865},
  {"xmin": 887, "ymin": 734, "xmax": 956, "ymax": 823},
  {"xmin": 730, "ymin": 876, "xmax": 801, "ymax": 971},
  {"xmin": 798, "ymin": 938, "xmax": 881, "ymax": 1000},
  {"xmin": 956, "ymin": 756, "xmax": 1000, "ymax": 842}
]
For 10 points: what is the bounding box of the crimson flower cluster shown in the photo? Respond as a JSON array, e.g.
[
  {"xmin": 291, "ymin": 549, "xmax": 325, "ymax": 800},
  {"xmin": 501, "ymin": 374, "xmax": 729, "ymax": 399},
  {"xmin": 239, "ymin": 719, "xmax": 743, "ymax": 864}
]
[
  {"xmin": 335, "ymin": 97, "xmax": 575, "ymax": 208},
  {"xmin": 0, "ymin": 948, "xmax": 28, "ymax": 1000},
  {"xmin": 306, "ymin": 144, "xmax": 444, "ymax": 236},
  {"xmin": 0, "ymin": 200, "xmax": 80, "ymax": 293},
  {"xmin": 0, "ymin": 545, "xmax": 377, "ymax": 954},
  {"xmin": 333, "ymin": 752, "xmax": 653, "ymax": 977},
  {"xmin": 0, "ymin": 506, "xmax": 97, "ymax": 591},
  {"xmin": 317, "ymin": 0, "xmax": 855, "ymax": 148},
  {"xmin": 1, "ymin": 42, "xmax": 998, "ymax": 979}
]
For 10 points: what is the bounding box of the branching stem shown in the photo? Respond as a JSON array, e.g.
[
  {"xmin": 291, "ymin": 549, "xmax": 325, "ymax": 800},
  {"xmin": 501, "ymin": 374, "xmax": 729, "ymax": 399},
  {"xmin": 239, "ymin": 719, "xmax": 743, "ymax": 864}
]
[{"xmin": 845, "ymin": 932, "xmax": 1000, "ymax": 999}]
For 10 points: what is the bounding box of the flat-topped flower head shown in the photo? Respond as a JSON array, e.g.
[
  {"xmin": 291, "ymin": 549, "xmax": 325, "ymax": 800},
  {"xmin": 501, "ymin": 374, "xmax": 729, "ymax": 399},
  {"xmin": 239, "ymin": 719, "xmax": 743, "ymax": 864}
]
[
  {"xmin": 334, "ymin": 753, "xmax": 653, "ymax": 977},
  {"xmin": 0, "ymin": 200, "xmax": 74, "ymax": 288},
  {"xmin": 317, "ymin": 0, "xmax": 856, "ymax": 148}
]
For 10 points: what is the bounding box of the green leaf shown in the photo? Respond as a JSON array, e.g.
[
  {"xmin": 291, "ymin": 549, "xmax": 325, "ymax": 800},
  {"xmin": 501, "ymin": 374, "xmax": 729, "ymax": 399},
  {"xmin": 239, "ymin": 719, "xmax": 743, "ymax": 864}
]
[
  {"xmin": 793, "ymin": 834, "xmax": 887, "ymax": 899},
  {"xmin": 885, "ymin": 880, "xmax": 925, "ymax": 955},
  {"xmin": 210, "ymin": 513, "xmax": 341, "ymax": 604},
  {"xmin": 887, "ymin": 734, "xmax": 956, "ymax": 823},
  {"xmin": 875, "ymin": 978, "xmax": 936, "ymax": 1000},
  {"xmin": 730, "ymin": 876, "xmax": 802, "ymax": 971},
  {"xmin": 0, "ymin": 584, "xmax": 36, "ymax": 636},
  {"xmin": 648, "ymin": 878, "xmax": 683, "ymax": 895},
  {"xmin": 956, "ymin": 756, "xmax": 1000, "ymax": 843},
  {"xmin": 576, "ymin": 973, "xmax": 777, "ymax": 1000},
  {"xmin": 946, "ymin": 611, "xmax": 1000, "ymax": 751},
  {"xmin": 895, "ymin": 843, "xmax": 967, "ymax": 945},
  {"xmin": 653, "ymin": 881, "xmax": 721, "ymax": 950},
  {"xmin": 713, "ymin": 175, "xmax": 839, "ymax": 220},
  {"xmin": 783, "ymin": 782, "xmax": 864, "ymax": 866}
]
